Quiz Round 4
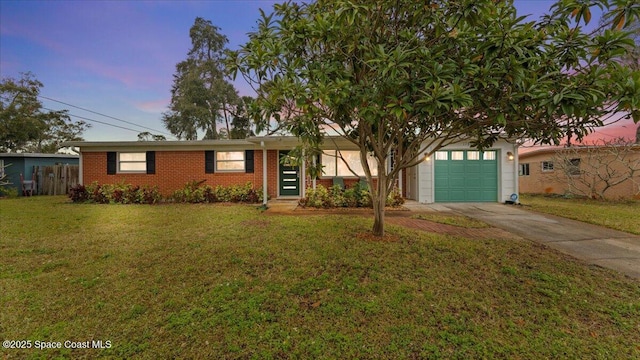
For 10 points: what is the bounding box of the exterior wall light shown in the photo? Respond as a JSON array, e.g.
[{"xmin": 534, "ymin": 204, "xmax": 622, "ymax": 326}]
[
  {"xmin": 507, "ymin": 151, "xmax": 514, "ymax": 161},
  {"xmin": 424, "ymin": 153, "xmax": 431, "ymax": 161}
]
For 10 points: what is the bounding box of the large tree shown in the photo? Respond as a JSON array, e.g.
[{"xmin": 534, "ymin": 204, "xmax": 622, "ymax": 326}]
[
  {"xmin": 163, "ymin": 17, "xmax": 253, "ymax": 140},
  {"xmin": 0, "ymin": 72, "xmax": 88, "ymax": 153},
  {"xmin": 231, "ymin": 0, "xmax": 640, "ymax": 236}
]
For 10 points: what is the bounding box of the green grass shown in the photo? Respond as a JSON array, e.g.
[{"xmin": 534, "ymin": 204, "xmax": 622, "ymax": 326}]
[
  {"xmin": 1, "ymin": 196, "xmax": 640, "ymax": 359},
  {"xmin": 411, "ymin": 213, "xmax": 490, "ymax": 228},
  {"xmin": 520, "ymin": 194, "xmax": 640, "ymax": 235}
]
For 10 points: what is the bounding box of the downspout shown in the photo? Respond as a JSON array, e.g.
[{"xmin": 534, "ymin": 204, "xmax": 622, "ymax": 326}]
[
  {"xmin": 312, "ymin": 155, "xmax": 317, "ymax": 190},
  {"xmin": 301, "ymin": 148, "xmax": 306, "ymax": 198},
  {"xmin": 398, "ymin": 168, "xmax": 403, "ymax": 195},
  {"xmin": 78, "ymin": 148, "xmax": 83, "ymax": 185},
  {"xmin": 262, "ymin": 141, "xmax": 267, "ymax": 206},
  {"xmin": 514, "ymin": 142, "xmax": 520, "ymax": 203}
]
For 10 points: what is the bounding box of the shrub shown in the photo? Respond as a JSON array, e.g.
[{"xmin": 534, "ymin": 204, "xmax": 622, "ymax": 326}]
[
  {"xmin": 139, "ymin": 186, "xmax": 162, "ymax": 204},
  {"xmin": 72, "ymin": 182, "xmax": 161, "ymax": 205},
  {"xmin": 301, "ymin": 185, "xmax": 331, "ymax": 208},
  {"xmin": 173, "ymin": 181, "xmax": 262, "ymax": 204},
  {"xmin": 300, "ymin": 184, "xmax": 405, "ymax": 209},
  {"xmin": 343, "ymin": 187, "xmax": 359, "ymax": 207},
  {"xmin": 70, "ymin": 181, "xmax": 261, "ymax": 205},
  {"xmin": 329, "ymin": 185, "xmax": 345, "ymax": 207},
  {"xmin": 0, "ymin": 186, "xmax": 19, "ymax": 198},
  {"xmin": 86, "ymin": 182, "xmax": 107, "ymax": 204},
  {"xmin": 171, "ymin": 180, "xmax": 207, "ymax": 203},
  {"xmin": 386, "ymin": 187, "xmax": 405, "ymax": 207},
  {"xmin": 69, "ymin": 184, "xmax": 89, "ymax": 203}
]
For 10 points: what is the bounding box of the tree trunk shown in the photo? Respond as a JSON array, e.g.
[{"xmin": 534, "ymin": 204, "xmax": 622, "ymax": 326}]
[
  {"xmin": 372, "ymin": 171, "xmax": 387, "ymax": 237},
  {"xmin": 372, "ymin": 192, "xmax": 386, "ymax": 236}
]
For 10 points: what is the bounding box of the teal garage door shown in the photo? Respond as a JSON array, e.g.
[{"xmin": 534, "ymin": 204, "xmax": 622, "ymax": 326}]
[{"xmin": 434, "ymin": 150, "xmax": 498, "ymax": 202}]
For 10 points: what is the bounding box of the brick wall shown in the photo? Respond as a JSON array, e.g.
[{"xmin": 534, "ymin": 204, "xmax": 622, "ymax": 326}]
[
  {"xmin": 82, "ymin": 150, "xmax": 281, "ymax": 198},
  {"xmin": 82, "ymin": 149, "xmax": 408, "ymax": 199},
  {"xmin": 519, "ymin": 150, "xmax": 640, "ymax": 199}
]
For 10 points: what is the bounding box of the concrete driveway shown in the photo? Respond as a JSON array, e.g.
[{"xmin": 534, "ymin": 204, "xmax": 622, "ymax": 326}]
[{"xmin": 438, "ymin": 203, "xmax": 640, "ymax": 279}]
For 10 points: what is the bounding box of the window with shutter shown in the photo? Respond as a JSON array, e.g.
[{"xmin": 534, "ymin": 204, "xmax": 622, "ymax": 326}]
[
  {"xmin": 205, "ymin": 151, "xmax": 215, "ymax": 174},
  {"xmin": 146, "ymin": 151, "xmax": 155, "ymax": 174},
  {"xmin": 245, "ymin": 150, "xmax": 254, "ymax": 173},
  {"xmin": 107, "ymin": 152, "xmax": 117, "ymax": 174}
]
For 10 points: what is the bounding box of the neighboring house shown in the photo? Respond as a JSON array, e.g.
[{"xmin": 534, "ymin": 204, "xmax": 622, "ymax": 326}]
[
  {"xmin": 519, "ymin": 145, "xmax": 640, "ymax": 199},
  {"xmin": 0, "ymin": 153, "xmax": 79, "ymax": 196},
  {"xmin": 64, "ymin": 136, "xmax": 519, "ymax": 204}
]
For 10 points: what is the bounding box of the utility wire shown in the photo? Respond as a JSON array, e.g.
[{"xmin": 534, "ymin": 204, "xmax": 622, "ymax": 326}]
[
  {"xmin": 39, "ymin": 95, "xmax": 175, "ymax": 138},
  {"xmin": 41, "ymin": 106, "xmax": 146, "ymax": 134}
]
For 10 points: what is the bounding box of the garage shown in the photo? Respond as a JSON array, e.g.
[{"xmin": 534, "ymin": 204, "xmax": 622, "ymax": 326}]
[{"xmin": 433, "ymin": 150, "xmax": 498, "ymax": 202}]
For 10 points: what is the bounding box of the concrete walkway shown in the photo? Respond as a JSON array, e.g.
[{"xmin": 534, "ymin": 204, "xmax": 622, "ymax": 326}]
[{"xmin": 434, "ymin": 203, "xmax": 640, "ymax": 279}]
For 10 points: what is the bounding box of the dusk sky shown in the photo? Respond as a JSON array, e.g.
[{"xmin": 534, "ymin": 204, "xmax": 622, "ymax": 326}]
[{"xmin": 1, "ymin": 0, "xmax": 637, "ymax": 144}]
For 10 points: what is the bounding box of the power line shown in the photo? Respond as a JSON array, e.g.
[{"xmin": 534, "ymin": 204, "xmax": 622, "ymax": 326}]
[
  {"xmin": 38, "ymin": 95, "xmax": 175, "ymax": 138},
  {"xmin": 41, "ymin": 106, "xmax": 147, "ymax": 134}
]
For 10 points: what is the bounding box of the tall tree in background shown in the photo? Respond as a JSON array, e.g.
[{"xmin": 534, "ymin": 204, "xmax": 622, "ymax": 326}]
[
  {"xmin": 0, "ymin": 72, "xmax": 88, "ymax": 153},
  {"xmin": 228, "ymin": 96, "xmax": 256, "ymax": 139},
  {"xmin": 163, "ymin": 17, "xmax": 252, "ymax": 140},
  {"xmin": 231, "ymin": 0, "xmax": 640, "ymax": 236}
]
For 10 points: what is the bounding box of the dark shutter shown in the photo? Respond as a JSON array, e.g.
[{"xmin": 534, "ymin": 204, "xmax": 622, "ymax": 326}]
[
  {"xmin": 245, "ymin": 150, "xmax": 254, "ymax": 173},
  {"xmin": 146, "ymin": 151, "xmax": 156, "ymax": 174},
  {"xmin": 205, "ymin": 150, "xmax": 215, "ymax": 174},
  {"xmin": 107, "ymin": 152, "xmax": 117, "ymax": 175}
]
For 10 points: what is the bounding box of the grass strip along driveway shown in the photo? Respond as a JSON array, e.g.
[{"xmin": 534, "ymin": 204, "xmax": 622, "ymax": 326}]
[
  {"xmin": 520, "ymin": 194, "xmax": 640, "ymax": 235},
  {"xmin": 1, "ymin": 196, "xmax": 640, "ymax": 359}
]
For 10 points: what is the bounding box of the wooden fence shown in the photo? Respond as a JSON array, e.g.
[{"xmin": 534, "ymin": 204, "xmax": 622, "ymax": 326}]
[{"xmin": 33, "ymin": 165, "xmax": 79, "ymax": 195}]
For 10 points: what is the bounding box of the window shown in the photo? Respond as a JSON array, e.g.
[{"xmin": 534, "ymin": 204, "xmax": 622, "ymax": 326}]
[
  {"xmin": 216, "ymin": 151, "xmax": 245, "ymax": 171},
  {"xmin": 435, "ymin": 151, "xmax": 448, "ymax": 160},
  {"xmin": 542, "ymin": 161, "xmax": 554, "ymax": 172},
  {"xmin": 519, "ymin": 163, "xmax": 530, "ymax": 176},
  {"xmin": 321, "ymin": 150, "xmax": 378, "ymax": 177},
  {"xmin": 567, "ymin": 158, "xmax": 581, "ymax": 176},
  {"xmin": 118, "ymin": 152, "xmax": 147, "ymax": 172},
  {"xmin": 451, "ymin": 151, "xmax": 464, "ymax": 160},
  {"xmin": 482, "ymin": 151, "xmax": 496, "ymax": 160},
  {"xmin": 467, "ymin": 151, "xmax": 480, "ymax": 160}
]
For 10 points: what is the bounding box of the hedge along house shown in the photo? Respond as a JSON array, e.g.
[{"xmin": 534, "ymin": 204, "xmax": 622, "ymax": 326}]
[{"xmin": 65, "ymin": 136, "xmax": 519, "ymax": 204}]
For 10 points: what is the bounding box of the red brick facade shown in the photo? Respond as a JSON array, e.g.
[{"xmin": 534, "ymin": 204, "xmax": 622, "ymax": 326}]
[
  {"xmin": 81, "ymin": 148, "xmax": 398, "ymax": 199},
  {"xmin": 82, "ymin": 150, "xmax": 281, "ymax": 198}
]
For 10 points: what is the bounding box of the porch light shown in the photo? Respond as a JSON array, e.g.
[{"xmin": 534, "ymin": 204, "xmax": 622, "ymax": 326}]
[
  {"xmin": 507, "ymin": 151, "xmax": 514, "ymax": 161},
  {"xmin": 424, "ymin": 153, "xmax": 431, "ymax": 162}
]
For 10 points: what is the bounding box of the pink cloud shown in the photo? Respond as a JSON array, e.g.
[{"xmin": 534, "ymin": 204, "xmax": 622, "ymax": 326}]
[
  {"xmin": 71, "ymin": 57, "xmax": 170, "ymax": 90},
  {"xmin": 135, "ymin": 98, "xmax": 170, "ymax": 114},
  {"xmin": 520, "ymin": 117, "xmax": 639, "ymax": 154}
]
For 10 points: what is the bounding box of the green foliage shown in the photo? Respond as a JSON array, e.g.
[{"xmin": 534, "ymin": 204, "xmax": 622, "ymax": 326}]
[
  {"xmin": 70, "ymin": 181, "xmax": 264, "ymax": 205},
  {"xmin": 70, "ymin": 182, "xmax": 161, "ymax": 205},
  {"xmin": 411, "ymin": 213, "xmax": 490, "ymax": 228},
  {"xmin": 162, "ymin": 18, "xmax": 254, "ymax": 140},
  {"xmin": 230, "ymin": 0, "xmax": 640, "ymax": 235},
  {"xmin": 170, "ymin": 180, "xmax": 208, "ymax": 203},
  {"xmin": 300, "ymin": 184, "xmax": 404, "ymax": 208},
  {"xmin": 137, "ymin": 132, "xmax": 167, "ymax": 141},
  {"xmin": 300, "ymin": 184, "xmax": 332, "ymax": 208},
  {"xmin": 0, "ymin": 72, "xmax": 89, "ymax": 153},
  {"xmin": 0, "ymin": 185, "xmax": 18, "ymax": 198},
  {"xmin": 171, "ymin": 181, "xmax": 263, "ymax": 204}
]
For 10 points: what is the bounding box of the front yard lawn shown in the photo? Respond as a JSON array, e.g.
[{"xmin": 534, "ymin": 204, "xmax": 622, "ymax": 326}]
[
  {"xmin": 520, "ymin": 194, "xmax": 640, "ymax": 235},
  {"xmin": 1, "ymin": 196, "xmax": 640, "ymax": 359}
]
